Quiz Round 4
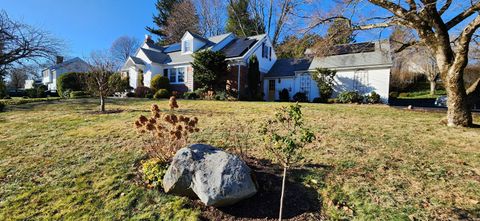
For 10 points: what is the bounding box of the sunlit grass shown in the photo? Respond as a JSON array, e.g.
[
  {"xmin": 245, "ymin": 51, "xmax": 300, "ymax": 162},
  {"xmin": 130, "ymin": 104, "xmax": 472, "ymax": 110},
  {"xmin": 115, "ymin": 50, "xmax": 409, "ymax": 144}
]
[{"xmin": 0, "ymin": 98, "xmax": 478, "ymax": 220}]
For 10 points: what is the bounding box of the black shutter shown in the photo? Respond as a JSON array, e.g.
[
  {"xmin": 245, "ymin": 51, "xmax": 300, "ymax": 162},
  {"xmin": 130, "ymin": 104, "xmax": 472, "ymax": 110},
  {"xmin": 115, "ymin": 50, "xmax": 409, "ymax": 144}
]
[
  {"xmin": 269, "ymin": 47, "xmax": 272, "ymax": 60},
  {"xmin": 163, "ymin": 69, "xmax": 168, "ymax": 77},
  {"xmin": 262, "ymin": 43, "xmax": 265, "ymax": 58}
]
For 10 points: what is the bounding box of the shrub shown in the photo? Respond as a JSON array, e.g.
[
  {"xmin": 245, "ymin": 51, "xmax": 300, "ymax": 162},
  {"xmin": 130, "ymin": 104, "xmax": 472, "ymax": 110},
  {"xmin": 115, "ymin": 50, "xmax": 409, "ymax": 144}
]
[
  {"xmin": 337, "ymin": 91, "xmax": 364, "ymax": 103},
  {"xmin": 36, "ymin": 85, "xmax": 47, "ymax": 98},
  {"xmin": 399, "ymin": 92, "xmax": 409, "ymax": 97},
  {"xmin": 135, "ymin": 104, "xmax": 200, "ymax": 161},
  {"xmin": 327, "ymin": 98, "xmax": 338, "ymax": 103},
  {"xmin": 126, "ymin": 92, "xmax": 135, "ymax": 97},
  {"xmin": 311, "ymin": 68, "xmax": 336, "ymax": 102},
  {"xmin": 312, "ymin": 97, "xmax": 322, "ymax": 103},
  {"xmin": 69, "ymin": 91, "xmax": 90, "ymax": 99},
  {"xmin": 137, "ymin": 70, "xmax": 144, "ymax": 87},
  {"xmin": 0, "ymin": 80, "xmax": 7, "ymax": 98},
  {"xmin": 183, "ymin": 92, "xmax": 199, "ymax": 100},
  {"xmin": 3, "ymin": 95, "xmax": 11, "ymax": 99},
  {"xmin": 279, "ymin": 88, "xmax": 290, "ymax": 102},
  {"xmin": 214, "ymin": 90, "xmax": 228, "ymax": 101},
  {"xmin": 366, "ymin": 91, "xmax": 381, "ymax": 104},
  {"xmin": 0, "ymin": 102, "xmax": 4, "ymax": 112},
  {"xmin": 153, "ymin": 89, "xmax": 170, "ymax": 99},
  {"xmin": 142, "ymin": 158, "xmax": 168, "ymax": 189},
  {"xmin": 389, "ymin": 91, "xmax": 399, "ymax": 99},
  {"xmin": 57, "ymin": 72, "xmax": 85, "ymax": 97},
  {"xmin": 151, "ymin": 75, "xmax": 170, "ymax": 92},
  {"xmin": 25, "ymin": 89, "xmax": 37, "ymax": 98},
  {"xmin": 108, "ymin": 73, "xmax": 130, "ymax": 92},
  {"xmin": 134, "ymin": 86, "xmax": 152, "ymax": 98},
  {"xmin": 192, "ymin": 50, "xmax": 228, "ymax": 91},
  {"xmin": 292, "ymin": 92, "xmax": 308, "ymax": 102}
]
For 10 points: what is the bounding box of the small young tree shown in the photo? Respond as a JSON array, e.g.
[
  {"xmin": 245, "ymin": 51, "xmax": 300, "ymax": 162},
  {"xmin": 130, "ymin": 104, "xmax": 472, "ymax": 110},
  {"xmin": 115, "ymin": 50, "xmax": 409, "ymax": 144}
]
[
  {"xmin": 191, "ymin": 50, "xmax": 228, "ymax": 91},
  {"xmin": 260, "ymin": 103, "xmax": 315, "ymax": 220},
  {"xmin": 311, "ymin": 68, "xmax": 336, "ymax": 102},
  {"xmin": 247, "ymin": 55, "xmax": 261, "ymax": 100},
  {"xmin": 137, "ymin": 69, "xmax": 144, "ymax": 87},
  {"xmin": 84, "ymin": 52, "xmax": 118, "ymax": 112}
]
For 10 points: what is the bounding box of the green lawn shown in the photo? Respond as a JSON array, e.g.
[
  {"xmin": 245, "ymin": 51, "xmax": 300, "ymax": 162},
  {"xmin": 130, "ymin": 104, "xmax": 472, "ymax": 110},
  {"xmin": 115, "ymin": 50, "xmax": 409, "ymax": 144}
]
[{"xmin": 0, "ymin": 99, "xmax": 479, "ymax": 220}]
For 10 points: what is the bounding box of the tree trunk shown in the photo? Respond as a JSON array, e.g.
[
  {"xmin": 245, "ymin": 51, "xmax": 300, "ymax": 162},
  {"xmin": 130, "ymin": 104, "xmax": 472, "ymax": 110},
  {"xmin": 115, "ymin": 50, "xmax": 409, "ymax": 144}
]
[
  {"xmin": 100, "ymin": 95, "xmax": 105, "ymax": 112},
  {"xmin": 279, "ymin": 167, "xmax": 287, "ymax": 221},
  {"xmin": 445, "ymin": 67, "xmax": 472, "ymax": 127},
  {"xmin": 430, "ymin": 80, "xmax": 436, "ymax": 95}
]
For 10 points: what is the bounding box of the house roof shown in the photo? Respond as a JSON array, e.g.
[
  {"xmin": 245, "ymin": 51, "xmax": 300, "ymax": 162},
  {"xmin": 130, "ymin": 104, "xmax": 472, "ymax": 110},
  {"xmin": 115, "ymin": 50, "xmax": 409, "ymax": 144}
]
[
  {"xmin": 308, "ymin": 41, "xmax": 392, "ymax": 70},
  {"xmin": 221, "ymin": 38, "xmax": 257, "ymax": 58},
  {"xmin": 129, "ymin": 56, "xmax": 145, "ymax": 65},
  {"xmin": 265, "ymin": 58, "xmax": 312, "ymax": 78},
  {"xmin": 140, "ymin": 48, "xmax": 170, "ymax": 64},
  {"xmin": 48, "ymin": 57, "xmax": 86, "ymax": 70}
]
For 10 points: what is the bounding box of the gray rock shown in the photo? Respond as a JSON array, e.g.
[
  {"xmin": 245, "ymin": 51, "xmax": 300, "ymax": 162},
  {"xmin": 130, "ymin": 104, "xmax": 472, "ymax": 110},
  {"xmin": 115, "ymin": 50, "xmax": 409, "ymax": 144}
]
[{"xmin": 163, "ymin": 144, "xmax": 257, "ymax": 207}]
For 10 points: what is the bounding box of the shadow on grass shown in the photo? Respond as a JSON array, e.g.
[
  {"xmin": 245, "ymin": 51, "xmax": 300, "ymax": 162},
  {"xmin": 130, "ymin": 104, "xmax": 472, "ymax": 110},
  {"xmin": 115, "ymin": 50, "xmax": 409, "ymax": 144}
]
[{"xmin": 199, "ymin": 158, "xmax": 332, "ymax": 220}]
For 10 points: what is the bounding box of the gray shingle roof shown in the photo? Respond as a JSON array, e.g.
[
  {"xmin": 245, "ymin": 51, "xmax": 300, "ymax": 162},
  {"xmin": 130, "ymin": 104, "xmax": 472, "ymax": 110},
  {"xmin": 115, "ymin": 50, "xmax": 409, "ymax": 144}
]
[
  {"xmin": 140, "ymin": 48, "xmax": 170, "ymax": 64},
  {"xmin": 207, "ymin": 33, "xmax": 232, "ymax": 44},
  {"xmin": 265, "ymin": 58, "xmax": 312, "ymax": 78},
  {"xmin": 308, "ymin": 41, "xmax": 392, "ymax": 70},
  {"xmin": 129, "ymin": 56, "xmax": 145, "ymax": 65},
  {"xmin": 49, "ymin": 57, "xmax": 86, "ymax": 70}
]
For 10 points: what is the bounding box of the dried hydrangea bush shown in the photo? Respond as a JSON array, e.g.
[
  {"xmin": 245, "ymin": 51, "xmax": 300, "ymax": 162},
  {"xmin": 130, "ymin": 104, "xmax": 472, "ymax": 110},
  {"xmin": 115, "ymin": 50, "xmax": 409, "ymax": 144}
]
[{"xmin": 135, "ymin": 104, "xmax": 199, "ymax": 162}]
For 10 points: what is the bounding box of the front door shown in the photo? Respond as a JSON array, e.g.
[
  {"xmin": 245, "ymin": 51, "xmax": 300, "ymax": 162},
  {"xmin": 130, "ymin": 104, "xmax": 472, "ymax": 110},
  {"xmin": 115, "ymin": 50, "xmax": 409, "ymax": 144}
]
[{"xmin": 268, "ymin": 80, "xmax": 275, "ymax": 101}]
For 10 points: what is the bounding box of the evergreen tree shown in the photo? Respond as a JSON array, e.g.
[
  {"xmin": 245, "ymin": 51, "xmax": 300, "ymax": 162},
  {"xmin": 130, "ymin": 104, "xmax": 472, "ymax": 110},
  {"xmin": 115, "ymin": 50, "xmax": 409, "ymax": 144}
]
[
  {"xmin": 247, "ymin": 55, "xmax": 261, "ymax": 100},
  {"xmin": 146, "ymin": 0, "xmax": 183, "ymax": 43},
  {"xmin": 191, "ymin": 50, "xmax": 228, "ymax": 91},
  {"xmin": 327, "ymin": 19, "xmax": 355, "ymax": 45},
  {"xmin": 226, "ymin": 0, "xmax": 264, "ymax": 37}
]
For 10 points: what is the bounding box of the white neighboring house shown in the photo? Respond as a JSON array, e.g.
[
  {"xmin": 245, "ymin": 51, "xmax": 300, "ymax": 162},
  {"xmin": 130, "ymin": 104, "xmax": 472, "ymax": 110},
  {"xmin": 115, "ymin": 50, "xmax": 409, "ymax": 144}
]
[
  {"xmin": 263, "ymin": 41, "xmax": 392, "ymax": 103},
  {"xmin": 42, "ymin": 57, "xmax": 90, "ymax": 92},
  {"xmin": 122, "ymin": 31, "xmax": 277, "ymax": 96}
]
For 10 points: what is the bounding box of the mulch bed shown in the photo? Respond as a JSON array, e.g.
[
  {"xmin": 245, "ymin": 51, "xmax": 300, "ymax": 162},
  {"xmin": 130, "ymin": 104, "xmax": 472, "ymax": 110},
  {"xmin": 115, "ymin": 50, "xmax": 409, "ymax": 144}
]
[{"xmin": 194, "ymin": 157, "xmax": 324, "ymax": 221}]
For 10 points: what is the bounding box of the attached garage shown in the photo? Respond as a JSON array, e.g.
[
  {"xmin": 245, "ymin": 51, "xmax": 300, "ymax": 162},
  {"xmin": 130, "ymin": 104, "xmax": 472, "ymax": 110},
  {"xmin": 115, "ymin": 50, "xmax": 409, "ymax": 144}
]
[{"xmin": 263, "ymin": 41, "xmax": 392, "ymax": 103}]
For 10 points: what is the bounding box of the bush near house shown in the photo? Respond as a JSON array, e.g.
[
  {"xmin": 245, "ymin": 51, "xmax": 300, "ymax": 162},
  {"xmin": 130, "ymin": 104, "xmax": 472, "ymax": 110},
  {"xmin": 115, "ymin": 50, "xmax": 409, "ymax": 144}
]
[
  {"xmin": 25, "ymin": 85, "xmax": 48, "ymax": 98},
  {"xmin": 0, "ymin": 80, "xmax": 7, "ymax": 98},
  {"xmin": 0, "ymin": 102, "xmax": 4, "ymax": 112},
  {"xmin": 279, "ymin": 88, "xmax": 290, "ymax": 102},
  {"xmin": 183, "ymin": 92, "xmax": 199, "ymax": 100},
  {"xmin": 57, "ymin": 72, "xmax": 85, "ymax": 97},
  {"xmin": 337, "ymin": 91, "xmax": 364, "ymax": 103},
  {"xmin": 69, "ymin": 91, "xmax": 90, "ymax": 99},
  {"xmin": 292, "ymin": 92, "xmax": 308, "ymax": 102},
  {"xmin": 366, "ymin": 91, "xmax": 381, "ymax": 104},
  {"xmin": 191, "ymin": 50, "xmax": 228, "ymax": 91},
  {"xmin": 151, "ymin": 75, "xmax": 170, "ymax": 92},
  {"xmin": 154, "ymin": 89, "xmax": 170, "ymax": 99},
  {"xmin": 134, "ymin": 86, "xmax": 152, "ymax": 98}
]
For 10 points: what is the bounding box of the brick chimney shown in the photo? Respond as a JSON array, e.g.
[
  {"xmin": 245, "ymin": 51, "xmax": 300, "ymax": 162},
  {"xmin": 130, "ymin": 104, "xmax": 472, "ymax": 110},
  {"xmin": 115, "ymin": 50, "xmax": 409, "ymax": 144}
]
[
  {"xmin": 144, "ymin": 34, "xmax": 154, "ymax": 44},
  {"xmin": 56, "ymin": 56, "xmax": 64, "ymax": 64}
]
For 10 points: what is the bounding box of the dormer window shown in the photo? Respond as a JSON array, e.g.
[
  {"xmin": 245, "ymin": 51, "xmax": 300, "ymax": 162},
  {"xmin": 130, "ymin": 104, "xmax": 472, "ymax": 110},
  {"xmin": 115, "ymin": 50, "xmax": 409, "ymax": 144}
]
[{"xmin": 183, "ymin": 40, "xmax": 192, "ymax": 53}]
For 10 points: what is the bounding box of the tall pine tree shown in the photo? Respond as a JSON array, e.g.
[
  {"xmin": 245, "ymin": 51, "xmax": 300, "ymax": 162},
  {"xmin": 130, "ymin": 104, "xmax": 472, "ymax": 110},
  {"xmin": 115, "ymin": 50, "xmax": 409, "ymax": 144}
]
[
  {"xmin": 226, "ymin": 0, "xmax": 264, "ymax": 37},
  {"xmin": 326, "ymin": 19, "xmax": 355, "ymax": 45},
  {"xmin": 146, "ymin": 0, "xmax": 183, "ymax": 44}
]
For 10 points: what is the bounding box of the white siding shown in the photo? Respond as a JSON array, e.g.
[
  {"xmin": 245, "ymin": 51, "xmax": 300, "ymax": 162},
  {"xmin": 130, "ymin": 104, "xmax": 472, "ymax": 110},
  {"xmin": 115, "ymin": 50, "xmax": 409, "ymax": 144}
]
[{"xmin": 245, "ymin": 37, "xmax": 277, "ymax": 73}]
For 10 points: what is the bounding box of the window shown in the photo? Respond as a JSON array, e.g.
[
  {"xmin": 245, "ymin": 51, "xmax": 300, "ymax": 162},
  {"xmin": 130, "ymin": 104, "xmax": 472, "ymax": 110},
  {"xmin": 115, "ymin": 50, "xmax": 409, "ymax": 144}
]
[
  {"xmin": 177, "ymin": 67, "xmax": 185, "ymax": 82},
  {"xmin": 167, "ymin": 67, "xmax": 187, "ymax": 83},
  {"xmin": 169, "ymin": 69, "xmax": 176, "ymax": 82},
  {"xmin": 183, "ymin": 40, "xmax": 191, "ymax": 53}
]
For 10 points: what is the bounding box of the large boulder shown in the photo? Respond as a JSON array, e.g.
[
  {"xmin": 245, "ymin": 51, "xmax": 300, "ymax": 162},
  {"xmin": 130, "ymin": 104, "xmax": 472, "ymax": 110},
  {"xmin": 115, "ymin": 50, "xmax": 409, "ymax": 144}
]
[{"xmin": 163, "ymin": 144, "xmax": 257, "ymax": 207}]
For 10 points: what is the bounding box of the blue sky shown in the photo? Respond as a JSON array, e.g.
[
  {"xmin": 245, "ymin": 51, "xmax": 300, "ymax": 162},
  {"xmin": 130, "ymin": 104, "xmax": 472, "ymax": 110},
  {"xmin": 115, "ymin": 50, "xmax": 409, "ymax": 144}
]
[{"xmin": 1, "ymin": 0, "xmax": 158, "ymax": 58}]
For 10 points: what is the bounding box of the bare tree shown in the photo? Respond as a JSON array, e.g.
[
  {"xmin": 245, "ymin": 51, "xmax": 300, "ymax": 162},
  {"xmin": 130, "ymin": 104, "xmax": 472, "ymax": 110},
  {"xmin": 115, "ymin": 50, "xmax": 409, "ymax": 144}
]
[
  {"xmin": 164, "ymin": 0, "xmax": 201, "ymax": 44},
  {"xmin": 0, "ymin": 10, "xmax": 62, "ymax": 76},
  {"xmin": 308, "ymin": 0, "xmax": 480, "ymax": 127},
  {"xmin": 197, "ymin": 0, "xmax": 226, "ymax": 36},
  {"xmin": 84, "ymin": 51, "xmax": 118, "ymax": 112},
  {"xmin": 110, "ymin": 36, "xmax": 140, "ymax": 64}
]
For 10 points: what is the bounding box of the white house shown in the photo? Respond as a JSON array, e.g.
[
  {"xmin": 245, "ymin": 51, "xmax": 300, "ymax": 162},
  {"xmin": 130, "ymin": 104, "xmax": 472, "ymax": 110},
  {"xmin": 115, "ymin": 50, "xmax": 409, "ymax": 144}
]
[
  {"xmin": 263, "ymin": 41, "xmax": 392, "ymax": 103},
  {"xmin": 42, "ymin": 57, "xmax": 90, "ymax": 92},
  {"xmin": 122, "ymin": 31, "xmax": 277, "ymax": 96}
]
